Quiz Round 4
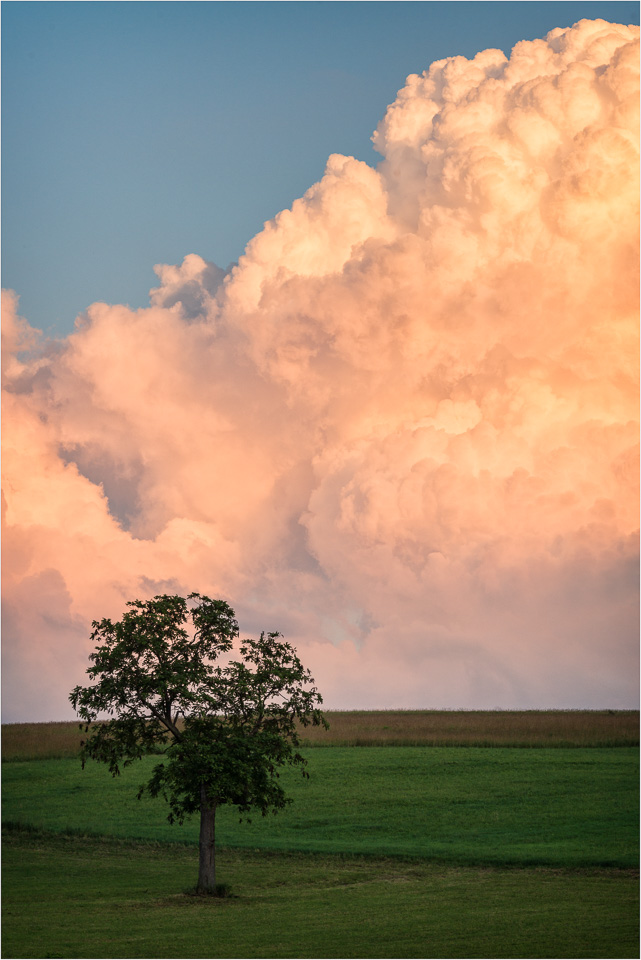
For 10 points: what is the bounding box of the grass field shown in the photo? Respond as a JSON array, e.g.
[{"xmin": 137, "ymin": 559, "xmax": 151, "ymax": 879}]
[
  {"xmin": 3, "ymin": 747, "xmax": 638, "ymax": 866},
  {"xmin": 2, "ymin": 714, "xmax": 639, "ymax": 958},
  {"xmin": 3, "ymin": 826, "xmax": 637, "ymax": 960}
]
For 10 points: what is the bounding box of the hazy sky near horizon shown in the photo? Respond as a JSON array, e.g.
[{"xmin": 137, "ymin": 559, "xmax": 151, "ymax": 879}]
[
  {"xmin": 2, "ymin": 5, "xmax": 639, "ymax": 721},
  {"xmin": 3, "ymin": 1, "xmax": 639, "ymax": 336}
]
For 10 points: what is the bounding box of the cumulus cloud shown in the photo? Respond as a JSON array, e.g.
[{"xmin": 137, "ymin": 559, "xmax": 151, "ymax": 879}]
[{"xmin": 2, "ymin": 19, "xmax": 638, "ymax": 720}]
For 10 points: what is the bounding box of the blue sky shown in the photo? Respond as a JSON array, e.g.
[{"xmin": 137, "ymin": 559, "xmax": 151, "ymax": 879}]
[{"xmin": 3, "ymin": 1, "xmax": 639, "ymax": 337}]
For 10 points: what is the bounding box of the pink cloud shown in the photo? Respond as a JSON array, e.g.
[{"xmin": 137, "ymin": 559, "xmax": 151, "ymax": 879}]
[{"xmin": 2, "ymin": 19, "xmax": 638, "ymax": 720}]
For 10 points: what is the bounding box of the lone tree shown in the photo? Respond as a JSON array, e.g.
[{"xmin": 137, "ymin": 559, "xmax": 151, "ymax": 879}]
[{"xmin": 70, "ymin": 593, "xmax": 327, "ymax": 894}]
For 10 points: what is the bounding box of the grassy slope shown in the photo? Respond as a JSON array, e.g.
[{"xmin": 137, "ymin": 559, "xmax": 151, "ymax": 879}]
[
  {"xmin": 3, "ymin": 828, "xmax": 639, "ymax": 960},
  {"xmin": 3, "ymin": 747, "xmax": 638, "ymax": 866},
  {"xmin": 3, "ymin": 718, "xmax": 638, "ymax": 958}
]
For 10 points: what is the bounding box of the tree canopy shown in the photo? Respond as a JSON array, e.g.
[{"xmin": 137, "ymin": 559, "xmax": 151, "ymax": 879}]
[{"xmin": 70, "ymin": 593, "xmax": 327, "ymax": 891}]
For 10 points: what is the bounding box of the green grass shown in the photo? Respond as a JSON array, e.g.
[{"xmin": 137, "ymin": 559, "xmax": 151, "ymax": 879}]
[
  {"xmin": 3, "ymin": 826, "xmax": 638, "ymax": 959},
  {"xmin": 3, "ymin": 747, "xmax": 638, "ymax": 867},
  {"xmin": 2, "ymin": 729, "xmax": 638, "ymax": 958},
  {"xmin": 2, "ymin": 710, "xmax": 638, "ymax": 759}
]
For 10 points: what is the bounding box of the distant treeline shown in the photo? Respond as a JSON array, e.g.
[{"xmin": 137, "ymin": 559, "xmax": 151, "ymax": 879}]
[{"xmin": 2, "ymin": 710, "xmax": 638, "ymax": 760}]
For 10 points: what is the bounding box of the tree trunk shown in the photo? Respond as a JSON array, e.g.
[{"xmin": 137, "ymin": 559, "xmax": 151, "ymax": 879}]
[{"xmin": 197, "ymin": 784, "xmax": 216, "ymax": 893}]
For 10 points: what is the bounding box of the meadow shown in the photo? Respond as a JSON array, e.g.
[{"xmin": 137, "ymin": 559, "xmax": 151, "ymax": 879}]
[{"xmin": 2, "ymin": 712, "xmax": 639, "ymax": 958}]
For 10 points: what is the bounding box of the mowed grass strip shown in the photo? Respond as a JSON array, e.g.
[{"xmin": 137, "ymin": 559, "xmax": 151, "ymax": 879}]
[
  {"xmin": 3, "ymin": 710, "xmax": 638, "ymax": 760},
  {"xmin": 3, "ymin": 747, "xmax": 638, "ymax": 867},
  {"xmin": 3, "ymin": 827, "xmax": 638, "ymax": 960}
]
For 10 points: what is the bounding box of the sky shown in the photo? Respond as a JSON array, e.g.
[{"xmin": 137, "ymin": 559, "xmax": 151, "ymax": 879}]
[
  {"xmin": 2, "ymin": 1, "xmax": 639, "ymax": 336},
  {"xmin": 2, "ymin": 3, "xmax": 639, "ymax": 721}
]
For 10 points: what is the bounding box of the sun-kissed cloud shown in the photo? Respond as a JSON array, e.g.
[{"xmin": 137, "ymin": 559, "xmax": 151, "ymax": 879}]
[{"xmin": 2, "ymin": 19, "xmax": 639, "ymax": 721}]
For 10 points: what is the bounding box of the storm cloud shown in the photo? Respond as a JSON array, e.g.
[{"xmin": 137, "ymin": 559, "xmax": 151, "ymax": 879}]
[{"xmin": 2, "ymin": 19, "xmax": 638, "ymax": 720}]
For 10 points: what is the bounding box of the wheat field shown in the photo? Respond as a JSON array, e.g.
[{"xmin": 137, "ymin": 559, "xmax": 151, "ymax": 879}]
[{"xmin": 2, "ymin": 709, "xmax": 637, "ymax": 760}]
